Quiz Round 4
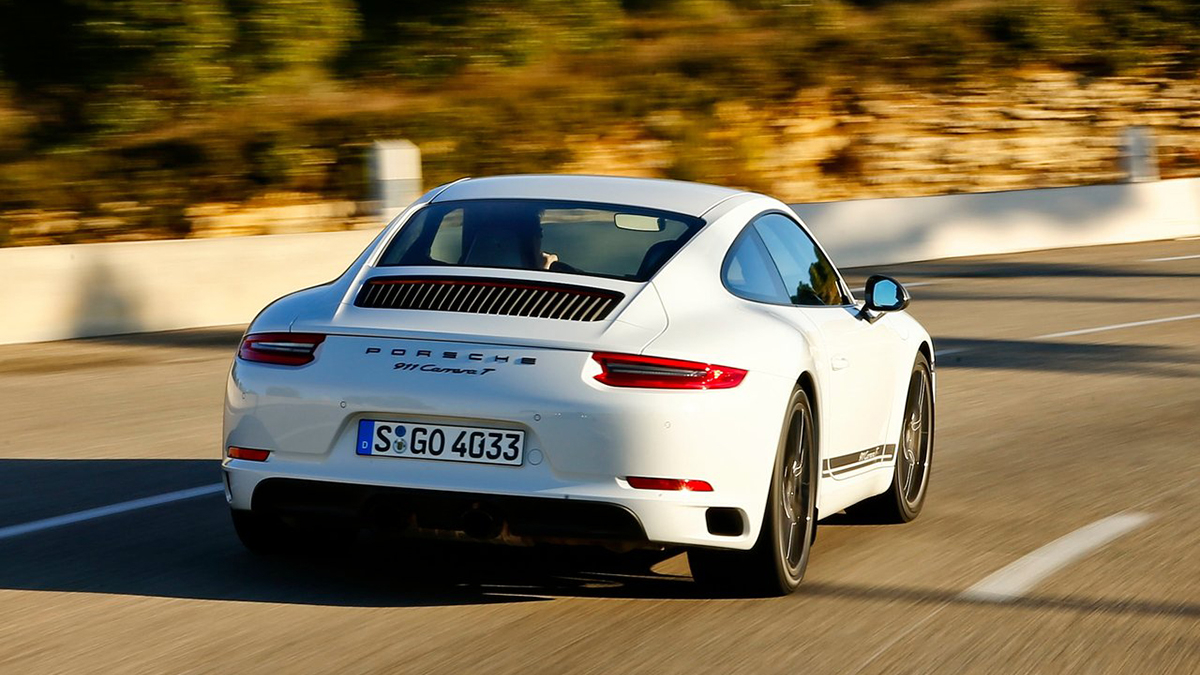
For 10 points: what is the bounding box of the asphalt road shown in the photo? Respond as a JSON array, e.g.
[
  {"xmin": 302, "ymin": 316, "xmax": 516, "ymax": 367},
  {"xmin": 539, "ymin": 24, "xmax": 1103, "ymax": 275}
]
[{"xmin": 1, "ymin": 237, "xmax": 1198, "ymax": 674}]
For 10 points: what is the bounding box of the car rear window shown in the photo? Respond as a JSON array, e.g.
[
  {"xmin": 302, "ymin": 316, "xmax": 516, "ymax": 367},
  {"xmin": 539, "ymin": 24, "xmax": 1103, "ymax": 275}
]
[{"xmin": 376, "ymin": 199, "xmax": 705, "ymax": 282}]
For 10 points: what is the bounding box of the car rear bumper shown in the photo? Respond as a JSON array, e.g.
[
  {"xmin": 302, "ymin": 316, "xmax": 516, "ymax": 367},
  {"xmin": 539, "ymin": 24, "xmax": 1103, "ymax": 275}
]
[
  {"xmin": 223, "ymin": 334, "xmax": 795, "ymax": 549},
  {"xmin": 224, "ymin": 461, "xmax": 764, "ymax": 549}
]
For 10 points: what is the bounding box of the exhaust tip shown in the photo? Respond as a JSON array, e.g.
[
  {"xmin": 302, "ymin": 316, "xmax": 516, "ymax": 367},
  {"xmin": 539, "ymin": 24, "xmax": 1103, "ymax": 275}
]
[
  {"xmin": 705, "ymin": 507, "xmax": 745, "ymax": 537},
  {"xmin": 460, "ymin": 506, "xmax": 501, "ymax": 539}
]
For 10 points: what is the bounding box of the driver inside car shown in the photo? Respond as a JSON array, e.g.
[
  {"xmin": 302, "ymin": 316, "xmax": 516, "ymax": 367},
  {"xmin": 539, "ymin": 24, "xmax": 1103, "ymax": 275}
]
[{"xmin": 461, "ymin": 205, "xmax": 577, "ymax": 273}]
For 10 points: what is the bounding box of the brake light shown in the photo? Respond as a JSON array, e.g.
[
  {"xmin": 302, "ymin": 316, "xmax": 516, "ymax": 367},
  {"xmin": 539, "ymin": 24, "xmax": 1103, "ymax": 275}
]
[
  {"xmin": 238, "ymin": 333, "xmax": 325, "ymax": 366},
  {"xmin": 592, "ymin": 352, "xmax": 746, "ymax": 389},
  {"xmin": 627, "ymin": 477, "xmax": 714, "ymax": 492},
  {"xmin": 227, "ymin": 446, "xmax": 270, "ymax": 461}
]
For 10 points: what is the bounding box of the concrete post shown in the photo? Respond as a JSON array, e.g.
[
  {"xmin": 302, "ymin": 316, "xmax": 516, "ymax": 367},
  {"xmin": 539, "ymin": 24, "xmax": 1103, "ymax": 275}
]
[
  {"xmin": 1120, "ymin": 126, "xmax": 1158, "ymax": 183},
  {"xmin": 371, "ymin": 140, "xmax": 422, "ymax": 221}
]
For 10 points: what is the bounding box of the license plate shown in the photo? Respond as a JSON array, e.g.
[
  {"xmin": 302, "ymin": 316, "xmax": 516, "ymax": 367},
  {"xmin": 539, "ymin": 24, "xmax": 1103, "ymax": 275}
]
[{"xmin": 356, "ymin": 420, "xmax": 523, "ymax": 466}]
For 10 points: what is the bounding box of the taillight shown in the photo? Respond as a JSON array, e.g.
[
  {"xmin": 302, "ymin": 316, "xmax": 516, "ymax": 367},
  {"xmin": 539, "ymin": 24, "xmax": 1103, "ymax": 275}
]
[
  {"xmin": 237, "ymin": 332, "xmax": 325, "ymax": 366},
  {"xmin": 227, "ymin": 446, "xmax": 270, "ymax": 461},
  {"xmin": 627, "ymin": 477, "xmax": 714, "ymax": 492},
  {"xmin": 591, "ymin": 352, "xmax": 746, "ymax": 389}
]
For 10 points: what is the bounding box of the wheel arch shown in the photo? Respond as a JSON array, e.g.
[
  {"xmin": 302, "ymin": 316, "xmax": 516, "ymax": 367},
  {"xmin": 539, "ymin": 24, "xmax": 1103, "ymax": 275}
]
[
  {"xmin": 796, "ymin": 371, "xmax": 819, "ymax": 440},
  {"xmin": 795, "ymin": 370, "xmax": 821, "ymax": 519},
  {"xmin": 917, "ymin": 340, "xmax": 932, "ymax": 365},
  {"xmin": 883, "ymin": 340, "xmax": 934, "ymax": 458}
]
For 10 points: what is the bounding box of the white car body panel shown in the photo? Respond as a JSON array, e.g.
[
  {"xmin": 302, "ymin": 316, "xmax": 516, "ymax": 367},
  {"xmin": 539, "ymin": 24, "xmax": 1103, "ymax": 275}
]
[
  {"xmin": 223, "ymin": 175, "xmax": 934, "ymax": 551},
  {"xmin": 426, "ymin": 174, "xmax": 744, "ymax": 217}
]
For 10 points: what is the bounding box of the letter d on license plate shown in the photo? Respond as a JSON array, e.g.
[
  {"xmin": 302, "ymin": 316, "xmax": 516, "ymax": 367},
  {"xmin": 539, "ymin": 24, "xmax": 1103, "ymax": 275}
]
[{"xmin": 356, "ymin": 420, "xmax": 523, "ymax": 466}]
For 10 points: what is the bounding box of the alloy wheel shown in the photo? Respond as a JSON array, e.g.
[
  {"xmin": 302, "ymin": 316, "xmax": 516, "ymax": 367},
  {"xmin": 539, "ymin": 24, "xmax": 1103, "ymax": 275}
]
[
  {"xmin": 777, "ymin": 408, "xmax": 813, "ymax": 575},
  {"xmin": 896, "ymin": 368, "xmax": 931, "ymax": 506}
]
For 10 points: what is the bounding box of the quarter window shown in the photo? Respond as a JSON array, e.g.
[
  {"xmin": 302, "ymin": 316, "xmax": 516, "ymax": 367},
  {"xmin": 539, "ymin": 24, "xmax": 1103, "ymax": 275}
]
[
  {"xmin": 752, "ymin": 213, "xmax": 846, "ymax": 306},
  {"xmin": 721, "ymin": 228, "xmax": 790, "ymax": 304}
]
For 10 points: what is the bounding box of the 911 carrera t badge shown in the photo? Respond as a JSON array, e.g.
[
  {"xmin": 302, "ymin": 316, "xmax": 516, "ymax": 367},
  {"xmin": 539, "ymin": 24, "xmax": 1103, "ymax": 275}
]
[
  {"xmin": 364, "ymin": 346, "xmax": 537, "ymax": 376},
  {"xmin": 393, "ymin": 362, "xmax": 497, "ymax": 376}
]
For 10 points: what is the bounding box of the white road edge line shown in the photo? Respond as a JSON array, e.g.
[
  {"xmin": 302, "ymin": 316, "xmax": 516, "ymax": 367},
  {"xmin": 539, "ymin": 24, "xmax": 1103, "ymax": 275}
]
[
  {"xmin": 0, "ymin": 484, "xmax": 224, "ymax": 542},
  {"xmin": 1142, "ymin": 253, "xmax": 1200, "ymax": 262},
  {"xmin": 1035, "ymin": 313, "xmax": 1200, "ymax": 340},
  {"xmin": 960, "ymin": 512, "xmax": 1153, "ymax": 603}
]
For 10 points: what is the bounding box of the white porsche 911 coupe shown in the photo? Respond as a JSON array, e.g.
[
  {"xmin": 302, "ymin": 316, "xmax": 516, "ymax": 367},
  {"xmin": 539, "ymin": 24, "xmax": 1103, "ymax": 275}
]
[{"xmin": 223, "ymin": 174, "xmax": 934, "ymax": 595}]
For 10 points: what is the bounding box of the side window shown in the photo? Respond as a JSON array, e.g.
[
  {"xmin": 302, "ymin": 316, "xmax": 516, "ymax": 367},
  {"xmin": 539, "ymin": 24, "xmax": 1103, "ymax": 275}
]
[
  {"xmin": 721, "ymin": 227, "xmax": 790, "ymax": 304},
  {"xmin": 752, "ymin": 213, "xmax": 846, "ymax": 306}
]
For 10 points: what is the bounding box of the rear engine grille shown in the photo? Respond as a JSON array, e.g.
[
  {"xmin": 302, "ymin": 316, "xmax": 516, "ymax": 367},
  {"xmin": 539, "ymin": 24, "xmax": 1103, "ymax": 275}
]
[{"xmin": 355, "ymin": 276, "xmax": 623, "ymax": 322}]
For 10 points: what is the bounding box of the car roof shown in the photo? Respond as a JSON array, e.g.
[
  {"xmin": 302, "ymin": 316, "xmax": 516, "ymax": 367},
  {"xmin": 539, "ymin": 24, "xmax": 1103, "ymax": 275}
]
[{"xmin": 430, "ymin": 175, "xmax": 746, "ymax": 218}]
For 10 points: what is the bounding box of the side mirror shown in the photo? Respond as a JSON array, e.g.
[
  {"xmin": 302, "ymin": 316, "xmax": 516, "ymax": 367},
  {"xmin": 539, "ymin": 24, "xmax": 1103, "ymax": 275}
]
[{"xmin": 864, "ymin": 275, "xmax": 910, "ymax": 313}]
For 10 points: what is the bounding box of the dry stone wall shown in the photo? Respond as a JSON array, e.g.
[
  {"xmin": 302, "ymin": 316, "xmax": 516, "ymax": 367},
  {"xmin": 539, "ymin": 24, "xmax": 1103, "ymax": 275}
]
[
  {"xmin": 3, "ymin": 72, "xmax": 1198, "ymax": 245},
  {"xmin": 565, "ymin": 72, "xmax": 1200, "ymax": 204}
]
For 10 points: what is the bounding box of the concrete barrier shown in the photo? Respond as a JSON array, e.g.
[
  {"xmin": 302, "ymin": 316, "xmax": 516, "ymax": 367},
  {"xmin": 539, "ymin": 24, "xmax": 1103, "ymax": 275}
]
[
  {"xmin": 792, "ymin": 177, "xmax": 1200, "ymax": 268},
  {"xmin": 0, "ymin": 229, "xmax": 379, "ymax": 345},
  {"xmin": 2, "ymin": 178, "xmax": 1198, "ymax": 345}
]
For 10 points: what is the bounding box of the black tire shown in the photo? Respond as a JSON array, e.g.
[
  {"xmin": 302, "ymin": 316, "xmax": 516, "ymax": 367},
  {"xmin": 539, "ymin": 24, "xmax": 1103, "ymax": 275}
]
[
  {"xmin": 688, "ymin": 387, "xmax": 818, "ymax": 597},
  {"xmin": 846, "ymin": 353, "xmax": 934, "ymax": 524}
]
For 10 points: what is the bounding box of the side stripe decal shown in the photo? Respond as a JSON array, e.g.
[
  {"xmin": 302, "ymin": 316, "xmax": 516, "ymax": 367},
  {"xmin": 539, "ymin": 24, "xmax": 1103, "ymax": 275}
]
[{"xmin": 822, "ymin": 444, "xmax": 896, "ymax": 477}]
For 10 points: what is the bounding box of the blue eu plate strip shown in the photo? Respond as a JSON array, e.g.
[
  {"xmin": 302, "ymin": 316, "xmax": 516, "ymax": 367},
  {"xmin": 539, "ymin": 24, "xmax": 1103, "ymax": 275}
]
[{"xmin": 356, "ymin": 420, "xmax": 374, "ymax": 455}]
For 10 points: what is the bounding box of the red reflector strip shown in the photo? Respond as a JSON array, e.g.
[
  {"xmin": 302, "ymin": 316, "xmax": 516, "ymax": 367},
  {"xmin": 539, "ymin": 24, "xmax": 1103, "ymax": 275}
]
[
  {"xmin": 627, "ymin": 477, "xmax": 714, "ymax": 492},
  {"xmin": 227, "ymin": 447, "xmax": 270, "ymax": 461},
  {"xmin": 238, "ymin": 332, "xmax": 325, "ymax": 366},
  {"xmin": 592, "ymin": 353, "xmax": 746, "ymax": 390}
]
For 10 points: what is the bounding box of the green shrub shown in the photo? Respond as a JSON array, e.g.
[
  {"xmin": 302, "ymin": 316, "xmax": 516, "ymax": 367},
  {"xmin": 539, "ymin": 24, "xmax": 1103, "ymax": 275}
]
[
  {"xmin": 1, "ymin": 0, "xmax": 1199, "ymax": 244},
  {"xmin": 876, "ymin": 10, "xmax": 975, "ymax": 84}
]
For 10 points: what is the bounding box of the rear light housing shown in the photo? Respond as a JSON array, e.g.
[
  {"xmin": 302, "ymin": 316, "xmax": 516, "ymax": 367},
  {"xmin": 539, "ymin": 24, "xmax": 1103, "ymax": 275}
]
[
  {"xmin": 227, "ymin": 446, "xmax": 270, "ymax": 461},
  {"xmin": 237, "ymin": 332, "xmax": 325, "ymax": 366},
  {"xmin": 627, "ymin": 477, "xmax": 714, "ymax": 492},
  {"xmin": 592, "ymin": 352, "xmax": 746, "ymax": 389}
]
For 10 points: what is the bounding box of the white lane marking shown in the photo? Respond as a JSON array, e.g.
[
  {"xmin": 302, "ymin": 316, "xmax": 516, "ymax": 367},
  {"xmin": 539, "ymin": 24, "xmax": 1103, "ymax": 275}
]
[
  {"xmin": 0, "ymin": 484, "xmax": 223, "ymax": 542},
  {"xmin": 960, "ymin": 512, "xmax": 1153, "ymax": 603},
  {"xmin": 848, "ymin": 482, "xmax": 1195, "ymax": 675},
  {"xmin": 933, "ymin": 347, "xmax": 968, "ymax": 358},
  {"xmin": 1142, "ymin": 253, "xmax": 1200, "ymax": 262},
  {"xmin": 933, "ymin": 312, "xmax": 1200, "ymax": 359},
  {"xmin": 1035, "ymin": 313, "xmax": 1200, "ymax": 340}
]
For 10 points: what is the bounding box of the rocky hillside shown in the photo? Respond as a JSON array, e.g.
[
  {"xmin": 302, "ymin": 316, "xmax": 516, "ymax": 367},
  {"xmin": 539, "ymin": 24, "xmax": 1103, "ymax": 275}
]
[{"xmin": 2, "ymin": 1, "xmax": 1198, "ymax": 245}]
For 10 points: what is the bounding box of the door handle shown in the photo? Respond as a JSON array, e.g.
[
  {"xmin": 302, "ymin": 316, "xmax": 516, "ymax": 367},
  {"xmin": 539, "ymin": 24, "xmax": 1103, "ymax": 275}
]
[{"xmin": 831, "ymin": 356, "xmax": 850, "ymax": 371}]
